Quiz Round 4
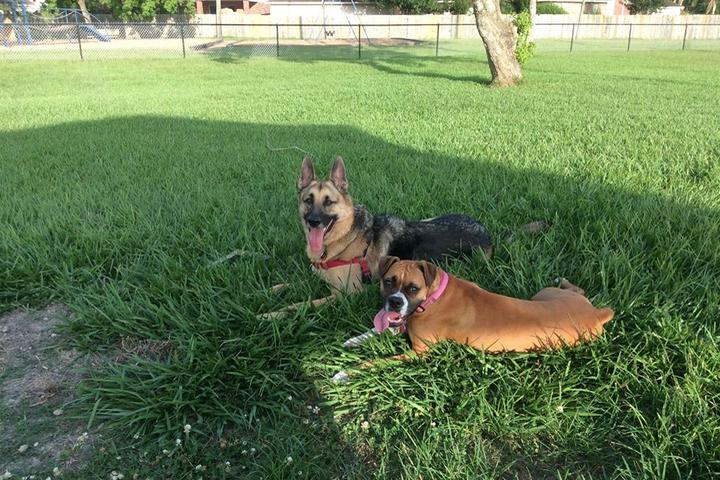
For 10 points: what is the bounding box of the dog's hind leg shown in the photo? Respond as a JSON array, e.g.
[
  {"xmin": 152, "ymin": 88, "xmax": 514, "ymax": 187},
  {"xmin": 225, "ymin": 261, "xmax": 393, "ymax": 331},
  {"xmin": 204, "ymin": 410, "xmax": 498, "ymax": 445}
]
[{"xmin": 258, "ymin": 294, "xmax": 337, "ymax": 320}]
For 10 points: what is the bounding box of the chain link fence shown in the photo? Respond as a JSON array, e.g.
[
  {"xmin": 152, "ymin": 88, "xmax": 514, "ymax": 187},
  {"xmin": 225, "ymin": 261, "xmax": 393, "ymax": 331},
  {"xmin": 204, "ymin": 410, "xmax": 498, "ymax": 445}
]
[{"xmin": 1, "ymin": 21, "xmax": 719, "ymax": 61}]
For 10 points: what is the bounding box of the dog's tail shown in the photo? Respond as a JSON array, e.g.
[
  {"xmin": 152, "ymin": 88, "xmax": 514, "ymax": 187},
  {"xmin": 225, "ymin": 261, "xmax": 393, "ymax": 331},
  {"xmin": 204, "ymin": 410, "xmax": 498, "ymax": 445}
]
[{"xmin": 501, "ymin": 220, "xmax": 551, "ymax": 244}]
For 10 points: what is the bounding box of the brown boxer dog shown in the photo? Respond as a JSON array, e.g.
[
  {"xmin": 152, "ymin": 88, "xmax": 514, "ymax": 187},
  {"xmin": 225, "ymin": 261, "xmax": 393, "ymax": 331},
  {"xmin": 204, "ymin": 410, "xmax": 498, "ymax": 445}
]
[{"xmin": 377, "ymin": 257, "xmax": 614, "ymax": 355}]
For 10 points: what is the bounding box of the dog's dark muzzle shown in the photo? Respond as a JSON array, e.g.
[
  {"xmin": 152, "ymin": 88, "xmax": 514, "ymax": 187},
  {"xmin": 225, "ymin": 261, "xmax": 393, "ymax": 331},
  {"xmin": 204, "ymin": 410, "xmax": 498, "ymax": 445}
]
[{"xmin": 304, "ymin": 211, "xmax": 336, "ymax": 230}]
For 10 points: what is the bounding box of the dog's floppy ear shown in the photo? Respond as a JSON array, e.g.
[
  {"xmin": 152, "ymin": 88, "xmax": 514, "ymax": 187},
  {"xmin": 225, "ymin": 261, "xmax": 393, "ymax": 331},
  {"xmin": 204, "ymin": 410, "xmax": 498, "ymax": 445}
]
[
  {"xmin": 378, "ymin": 256, "xmax": 399, "ymax": 278},
  {"xmin": 330, "ymin": 156, "xmax": 348, "ymax": 193},
  {"xmin": 418, "ymin": 261, "xmax": 438, "ymax": 289},
  {"xmin": 298, "ymin": 155, "xmax": 316, "ymax": 191}
]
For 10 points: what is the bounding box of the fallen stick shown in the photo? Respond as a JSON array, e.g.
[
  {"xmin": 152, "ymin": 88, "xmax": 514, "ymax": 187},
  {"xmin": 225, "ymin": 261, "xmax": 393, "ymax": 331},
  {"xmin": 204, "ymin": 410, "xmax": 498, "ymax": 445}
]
[
  {"xmin": 258, "ymin": 294, "xmax": 337, "ymax": 320},
  {"xmin": 270, "ymin": 283, "xmax": 290, "ymax": 294}
]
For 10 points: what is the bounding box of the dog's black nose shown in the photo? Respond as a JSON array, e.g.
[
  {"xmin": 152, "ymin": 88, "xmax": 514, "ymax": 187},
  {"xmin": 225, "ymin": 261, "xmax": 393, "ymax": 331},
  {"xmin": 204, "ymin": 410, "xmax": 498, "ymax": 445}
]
[
  {"xmin": 307, "ymin": 218, "xmax": 322, "ymax": 228},
  {"xmin": 387, "ymin": 296, "xmax": 403, "ymax": 311}
]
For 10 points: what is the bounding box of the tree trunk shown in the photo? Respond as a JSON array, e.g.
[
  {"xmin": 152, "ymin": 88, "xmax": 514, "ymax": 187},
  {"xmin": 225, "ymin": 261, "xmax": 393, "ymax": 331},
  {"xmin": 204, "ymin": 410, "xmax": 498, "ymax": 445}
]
[
  {"xmin": 472, "ymin": 0, "xmax": 522, "ymax": 87},
  {"xmin": 76, "ymin": 0, "xmax": 92, "ymax": 23},
  {"xmin": 707, "ymin": 0, "xmax": 716, "ymax": 14}
]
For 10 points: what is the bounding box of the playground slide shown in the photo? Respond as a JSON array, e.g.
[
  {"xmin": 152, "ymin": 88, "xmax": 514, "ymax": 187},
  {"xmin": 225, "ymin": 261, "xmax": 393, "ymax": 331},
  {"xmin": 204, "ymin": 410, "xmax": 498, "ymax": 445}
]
[{"xmin": 80, "ymin": 24, "xmax": 111, "ymax": 42}]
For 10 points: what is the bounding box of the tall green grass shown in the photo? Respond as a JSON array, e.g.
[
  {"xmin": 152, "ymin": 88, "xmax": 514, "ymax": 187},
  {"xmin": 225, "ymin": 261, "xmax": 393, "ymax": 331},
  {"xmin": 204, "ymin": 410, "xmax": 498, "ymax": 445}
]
[{"xmin": 1, "ymin": 50, "xmax": 719, "ymax": 478}]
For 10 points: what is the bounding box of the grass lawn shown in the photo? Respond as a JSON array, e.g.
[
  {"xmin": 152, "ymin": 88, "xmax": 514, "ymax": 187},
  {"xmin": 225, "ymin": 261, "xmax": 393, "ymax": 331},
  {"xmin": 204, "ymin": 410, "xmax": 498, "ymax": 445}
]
[{"xmin": 1, "ymin": 48, "xmax": 719, "ymax": 479}]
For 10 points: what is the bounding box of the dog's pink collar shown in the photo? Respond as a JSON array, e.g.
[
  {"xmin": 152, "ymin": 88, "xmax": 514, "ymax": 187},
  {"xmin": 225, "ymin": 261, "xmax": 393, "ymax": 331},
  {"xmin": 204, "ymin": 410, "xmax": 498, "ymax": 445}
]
[{"xmin": 415, "ymin": 270, "xmax": 449, "ymax": 314}]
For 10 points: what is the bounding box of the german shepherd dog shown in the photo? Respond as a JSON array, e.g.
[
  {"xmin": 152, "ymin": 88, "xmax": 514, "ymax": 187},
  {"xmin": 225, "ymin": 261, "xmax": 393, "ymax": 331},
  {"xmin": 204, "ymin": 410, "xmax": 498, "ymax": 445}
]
[{"xmin": 297, "ymin": 156, "xmax": 493, "ymax": 295}]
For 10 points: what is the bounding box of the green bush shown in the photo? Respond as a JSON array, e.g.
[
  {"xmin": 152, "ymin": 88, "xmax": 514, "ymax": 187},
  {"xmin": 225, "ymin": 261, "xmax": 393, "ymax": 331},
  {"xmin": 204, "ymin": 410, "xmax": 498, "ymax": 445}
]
[
  {"xmin": 537, "ymin": 3, "xmax": 569, "ymax": 14},
  {"xmin": 627, "ymin": 0, "xmax": 671, "ymax": 14},
  {"xmin": 375, "ymin": 0, "xmax": 442, "ymax": 13},
  {"xmin": 446, "ymin": 0, "xmax": 473, "ymax": 14},
  {"xmin": 514, "ymin": 10, "xmax": 536, "ymax": 65}
]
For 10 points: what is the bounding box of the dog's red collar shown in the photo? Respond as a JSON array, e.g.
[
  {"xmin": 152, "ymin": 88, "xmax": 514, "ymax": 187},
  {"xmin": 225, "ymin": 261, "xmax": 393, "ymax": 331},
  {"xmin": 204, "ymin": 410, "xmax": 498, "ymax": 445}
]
[{"xmin": 313, "ymin": 256, "xmax": 372, "ymax": 282}]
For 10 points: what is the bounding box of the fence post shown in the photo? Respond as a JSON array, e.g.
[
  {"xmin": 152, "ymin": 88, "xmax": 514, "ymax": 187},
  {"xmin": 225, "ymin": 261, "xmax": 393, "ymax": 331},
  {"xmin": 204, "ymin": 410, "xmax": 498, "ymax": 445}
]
[
  {"xmin": 682, "ymin": 23, "xmax": 688, "ymax": 51},
  {"xmin": 435, "ymin": 23, "xmax": 440, "ymax": 57},
  {"xmin": 299, "ymin": 17, "xmax": 303, "ymax": 40},
  {"xmin": 75, "ymin": 16, "xmax": 84, "ymax": 60},
  {"xmin": 570, "ymin": 23, "xmax": 575, "ymax": 52},
  {"xmin": 627, "ymin": 23, "xmax": 632, "ymax": 52},
  {"xmin": 276, "ymin": 24, "xmax": 279, "ymax": 57},
  {"xmin": 180, "ymin": 22, "xmax": 186, "ymax": 59},
  {"xmin": 358, "ymin": 24, "xmax": 361, "ymax": 59}
]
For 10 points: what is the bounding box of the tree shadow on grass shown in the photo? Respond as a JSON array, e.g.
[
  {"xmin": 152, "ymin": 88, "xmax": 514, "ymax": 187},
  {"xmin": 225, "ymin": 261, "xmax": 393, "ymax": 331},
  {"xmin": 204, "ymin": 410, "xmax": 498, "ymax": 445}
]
[
  {"xmin": 203, "ymin": 44, "xmax": 492, "ymax": 85},
  {"xmin": 1, "ymin": 117, "xmax": 719, "ymax": 478}
]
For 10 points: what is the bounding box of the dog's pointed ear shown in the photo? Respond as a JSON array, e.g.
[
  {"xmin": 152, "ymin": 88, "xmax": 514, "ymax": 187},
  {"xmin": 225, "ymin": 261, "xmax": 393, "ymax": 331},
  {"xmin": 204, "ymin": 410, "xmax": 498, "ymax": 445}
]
[
  {"xmin": 379, "ymin": 256, "xmax": 399, "ymax": 278},
  {"xmin": 298, "ymin": 155, "xmax": 316, "ymax": 191},
  {"xmin": 330, "ymin": 156, "xmax": 348, "ymax": 193},
  {"xmin": 418, "ymin": 261, "xmax": 438, "ymax": 289}
]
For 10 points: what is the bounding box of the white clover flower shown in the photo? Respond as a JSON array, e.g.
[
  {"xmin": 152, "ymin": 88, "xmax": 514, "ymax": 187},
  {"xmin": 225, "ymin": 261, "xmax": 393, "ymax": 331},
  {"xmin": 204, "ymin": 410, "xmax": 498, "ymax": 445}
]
[
  {"xmin": 184, "ymin": 424, "xmax": 192, "ymax": 434},
  {"xmin": 18, "ymin": 444, "xmax": 29, "ymax": 453},
  {"xmin": 430, "ymin": 421, "xmax": 437, "ymax": 427},
  {"xmin": 132, "ymin": 433, "xmax": 140, "ymax": 440},
  {"xmin": 52, "ymin": 467, "xmax": 61, "ymax": 477},
  {"xmin": 556, "ymin": 405, "xmax": 564, "ymax": 413},
  {"xmin": 286, "ymin": 456, "xmax": 293, "ymax": 464},
  {"xmin": 162, "ymin": 449, "xmax": 169, "ymax": 455},
  {"xmin": 224, "ymin": 461, "xmax": 230, "ymax": 466},
  {"xmin": 250, "ymin": 447, "xmax": 256, "ymax": 454},
  {"xmin": 287, "ymin": 395, "xmax": 293, "ymax": 401},
  {"xmin": 360, "ymin": 421, "xmax": 370, "ymax": 431},
  {"xmin": 312, "ymin": 406, "xmax": 320, "ymax": 415},
  {"xmin": 0, "ymin": 471, "xmax": 12, "ymax": 480},
  {"xmin": 302, "ymin": 418, "xmax": 310, "ymax": 425},
  {"xmin": 176, "ymin": 438, "xmax": 182, "ymax": 446},
  {"xmin": 241, "ymin": 450, "xmax": 248, "ymax": 455},
  {"xmin": 194, "ymin": 465, "xmax": 205, "ymax": 472}
]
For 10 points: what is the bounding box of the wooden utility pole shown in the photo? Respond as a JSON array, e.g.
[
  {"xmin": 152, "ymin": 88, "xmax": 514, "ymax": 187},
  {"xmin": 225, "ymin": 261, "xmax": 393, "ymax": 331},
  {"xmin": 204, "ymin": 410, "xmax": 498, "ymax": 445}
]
[{"xmin": 216, "ymin": 0, "xmax": 222, "ymax": 38}]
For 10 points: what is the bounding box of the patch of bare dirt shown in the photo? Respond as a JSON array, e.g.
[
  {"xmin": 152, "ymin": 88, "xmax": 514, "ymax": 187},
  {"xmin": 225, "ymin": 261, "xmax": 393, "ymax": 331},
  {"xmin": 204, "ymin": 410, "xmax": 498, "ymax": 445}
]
[{"xmin": 0, "ymin": 304, "xmax": 97, "ymax": 477}]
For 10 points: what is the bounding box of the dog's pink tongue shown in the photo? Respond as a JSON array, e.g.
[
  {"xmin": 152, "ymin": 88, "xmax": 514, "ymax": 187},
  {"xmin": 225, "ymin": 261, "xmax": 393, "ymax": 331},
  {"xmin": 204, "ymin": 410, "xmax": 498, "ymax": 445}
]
[
  {"xmin": 373, "ymin": 310, "xmax": 402, "ymax": 333},
  {"xmin": 308, "ymin": 227, "xmax": 325, "ymax": 253}
]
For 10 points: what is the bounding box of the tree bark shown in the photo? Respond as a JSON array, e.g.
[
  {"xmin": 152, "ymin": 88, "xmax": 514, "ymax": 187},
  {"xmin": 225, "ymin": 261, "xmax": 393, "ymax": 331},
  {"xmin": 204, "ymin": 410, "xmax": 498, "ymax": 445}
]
[
  {"xmin": 707, "ymin": 0, "xmax": 716, "ymax": 14},
  {"xmin": 472, "ymin": 0, "xmax": 522, "ymax": 87},
  {"xmin": 76, "ymin": 0, "xmax": 92, "ymax": 23}
]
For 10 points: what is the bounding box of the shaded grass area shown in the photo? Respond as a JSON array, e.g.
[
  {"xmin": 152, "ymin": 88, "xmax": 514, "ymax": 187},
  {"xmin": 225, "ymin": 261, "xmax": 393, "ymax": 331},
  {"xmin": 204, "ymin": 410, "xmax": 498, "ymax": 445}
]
[{"xmin": 1, "ymin": 49, "xmax": 720, "ymax": 478}]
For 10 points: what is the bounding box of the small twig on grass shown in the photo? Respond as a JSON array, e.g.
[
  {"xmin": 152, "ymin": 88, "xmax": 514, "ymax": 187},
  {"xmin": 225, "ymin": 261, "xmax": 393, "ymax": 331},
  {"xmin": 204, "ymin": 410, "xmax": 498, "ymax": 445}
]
[
  {"xmin": 258, "ymin": 294, "xmax": 337, "ymax": 320},
  {"xmin": 264, "ymin": 131, "xmax": 312, "ymax": 156},
  {"xmin": 270, "ymin": 283, "xmax": 290, "ymax": 294},
  {"xmin": 208, "ymin": 249, "xmax": 269, "ymax": 268}
]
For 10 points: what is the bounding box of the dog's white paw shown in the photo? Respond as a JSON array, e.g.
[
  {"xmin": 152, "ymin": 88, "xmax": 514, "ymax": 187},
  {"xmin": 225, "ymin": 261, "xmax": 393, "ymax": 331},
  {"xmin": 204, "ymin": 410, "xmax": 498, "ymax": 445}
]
[{"xmin": 332, "ymin": 370, "xmax": 349, "ymax": 384}]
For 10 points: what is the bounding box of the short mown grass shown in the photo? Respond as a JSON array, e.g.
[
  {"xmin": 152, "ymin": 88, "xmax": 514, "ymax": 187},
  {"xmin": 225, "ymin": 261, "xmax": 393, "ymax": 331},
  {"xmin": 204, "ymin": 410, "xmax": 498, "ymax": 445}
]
[{"xmin": 1, "ymin": 48, "xmax": 719, "ymax": 479}]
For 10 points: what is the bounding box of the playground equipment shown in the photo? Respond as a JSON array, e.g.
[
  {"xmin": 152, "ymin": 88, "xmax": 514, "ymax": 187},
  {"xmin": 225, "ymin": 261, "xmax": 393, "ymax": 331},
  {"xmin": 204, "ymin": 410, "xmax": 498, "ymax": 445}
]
[
  {"xmin": 46, "ymin": 8, "xmax": 111, "ymax": 42},
  {"xmin": 1, "ymin": 0, "xmax": 33, "ymax": 46},
  {"xmin": 1, "ymin": 5, "xmax": 111, "ymax": 47},
  {"xmin": 320, "ymin": 0, "xmax": 370, "ymax": 44}
]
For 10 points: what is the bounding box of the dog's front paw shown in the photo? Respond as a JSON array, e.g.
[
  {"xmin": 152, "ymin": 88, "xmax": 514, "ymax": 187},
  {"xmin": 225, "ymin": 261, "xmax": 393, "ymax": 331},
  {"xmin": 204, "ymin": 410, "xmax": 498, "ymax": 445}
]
[{"xmin": 332, "ymin": 370, "xmax": 350, "ymax": 384}]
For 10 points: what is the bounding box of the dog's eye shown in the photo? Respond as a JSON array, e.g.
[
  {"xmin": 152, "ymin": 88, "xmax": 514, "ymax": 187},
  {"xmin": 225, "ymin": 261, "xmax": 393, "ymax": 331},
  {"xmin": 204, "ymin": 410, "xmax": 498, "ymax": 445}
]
[
  {"xmin": 407, "ymin": 286, "xmax": 419, "ymax": 294},
  {"xmin": 323, "ymin": 197, "xmax": 336, "ymax": 207},
  {"xmin": 304, "ymin": 197, "xmax": 313, "ymax": 205},
  {"xmin": 382, "ymin": 279, "xmax": 393, "ymax": 288}
]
